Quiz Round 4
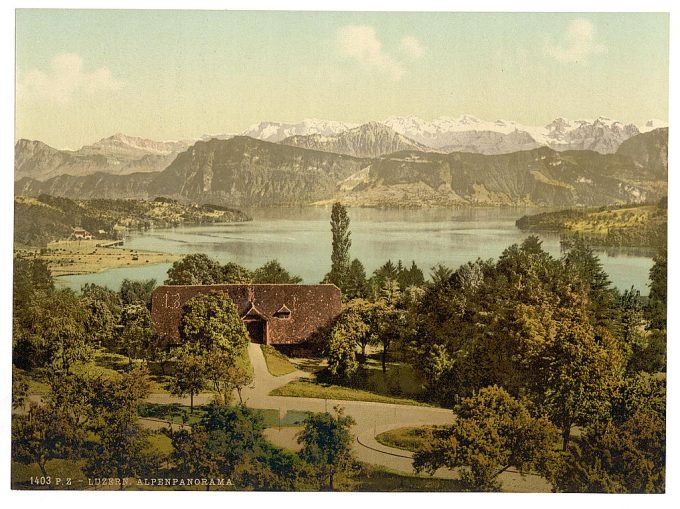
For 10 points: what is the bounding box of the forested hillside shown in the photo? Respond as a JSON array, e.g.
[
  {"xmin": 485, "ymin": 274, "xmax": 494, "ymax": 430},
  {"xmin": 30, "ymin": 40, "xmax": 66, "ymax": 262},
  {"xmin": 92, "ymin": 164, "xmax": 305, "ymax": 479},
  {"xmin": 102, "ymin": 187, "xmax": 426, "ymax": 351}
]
[
  {"xmin": 516, "ymin": 199, "xmax": 667, "ymax": 248},
  {"xmin": 14, "ymin": 195, "xmax": 251, "ymax": 247}
]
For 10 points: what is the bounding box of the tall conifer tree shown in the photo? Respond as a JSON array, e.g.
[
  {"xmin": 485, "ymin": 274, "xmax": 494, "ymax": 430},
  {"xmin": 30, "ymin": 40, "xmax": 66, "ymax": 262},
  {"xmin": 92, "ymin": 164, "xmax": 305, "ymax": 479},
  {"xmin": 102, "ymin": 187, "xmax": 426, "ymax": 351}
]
[{"xmin": 325, "ymin": 202, "xmax": 352, "ymax": 290}]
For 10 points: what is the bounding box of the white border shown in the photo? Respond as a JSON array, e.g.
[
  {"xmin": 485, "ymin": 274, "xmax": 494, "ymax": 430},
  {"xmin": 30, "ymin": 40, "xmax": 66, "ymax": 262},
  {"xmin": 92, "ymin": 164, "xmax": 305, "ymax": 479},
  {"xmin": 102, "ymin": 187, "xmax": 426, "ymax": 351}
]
[{"xmin": 1, "ymin": 2, "xmax": 677, "ymax": 509}]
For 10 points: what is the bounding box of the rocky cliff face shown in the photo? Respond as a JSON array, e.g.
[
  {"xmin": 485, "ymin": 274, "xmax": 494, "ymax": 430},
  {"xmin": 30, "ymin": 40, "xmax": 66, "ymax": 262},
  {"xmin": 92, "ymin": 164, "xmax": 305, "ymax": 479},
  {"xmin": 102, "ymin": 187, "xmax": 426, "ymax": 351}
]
[
  {"xmin": 15, "ymin": 140, "xmax": 80, "ymax": 181},
  {"xmin": 280, "ymin": 122, "xmax": 431, "ymax": 158},
  {"xmin": 330, "ymin": 146, "xmax": 663, "ymax": 208},
  {"xmin": 145, "ymin": 136, "xmax": 370, "ymax": 206},
  {"xmin": 541, "ymin": 117, "xmax": 640, "ymax": 153},
  {"xmin": 14, "ymin": 135, "xmax": 192, "ymax": 181},
  {"xmin": 438, "ymin": 130, "xmax": 541, "ymax": 155},
  {"xmin": 14, "ymin": 130, "xmax": 667, "ymax": 209},
  {"xmin": 615, "ymin": 127, "xmax": 668, "ymax": 180},
  {"xmin": 77, "ymin": 133, "xmax": 193, "ymax": 159},
  {"xmin": 15, "ymin": 171, "xmax": 156, "ymax": 200}
]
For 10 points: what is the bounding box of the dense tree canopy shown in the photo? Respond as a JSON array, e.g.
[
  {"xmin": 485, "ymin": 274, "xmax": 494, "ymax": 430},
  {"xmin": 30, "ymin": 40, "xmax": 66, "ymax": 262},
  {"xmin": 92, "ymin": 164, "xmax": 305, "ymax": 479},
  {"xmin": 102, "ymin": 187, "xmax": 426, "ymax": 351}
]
[
  {"xmin": 413, "ymin": 386, "xmax": 558, "ymax": 491},
  {"xmin": 252, "ymin": 259, "xmax": 303, "ymax": 284},
  {"xmin": 14, "ymin": 289, "xmax": 90, "ymax": 372},
  {"xmin": 179, "ymin": 292, "xmax": 249, "ymax": 355},
  {"xmin": 166, "ymin": 254, "xmax": 224, "ymax": 285},
  {"xmin": 297, "ymin": 407, "xmax": 356, "ymax": 490},
  {"xmin": 120, "ymin": 278, "xmax": 156, "ymax": 307}
]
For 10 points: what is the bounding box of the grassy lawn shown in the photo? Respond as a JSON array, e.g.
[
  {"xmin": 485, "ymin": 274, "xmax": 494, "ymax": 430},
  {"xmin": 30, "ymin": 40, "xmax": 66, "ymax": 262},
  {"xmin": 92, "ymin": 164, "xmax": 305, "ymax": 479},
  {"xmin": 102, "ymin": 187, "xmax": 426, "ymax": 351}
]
[
  {"xmin": 146, "ymin": 431, "xmax": 174, "ymax": 455},
  {"xmin": 38, "ymin": 238, "xmax": 179, "ymax": 277},
  {"xmin": 260, "ymin": 344, "xmax": 297, "ymax": 376},
  {"xmin": 138, "ymin": 402, "xmax": 310, "ymax": 428},
  {"xmin": 23, "ymin": 345, "xmax": 254, "ymax": 398},
  {"xmin": 352, "ymin": 357, "xmax": 427, "ymax": 399},
  {"xmin": 21, "ymin": 349, "xmax": 172, "ymax": 396},
  {"xmin": 11, "ymin": 459, "xmax": 86, "ymax": 490},
  {"xmin": 350, "ymin": 464, "xmax": 463, "ymax": 492},
  {"xmin": 270, "ymin": 379, "xmax": 432, "ymax": 406},
  {"xmin": 270, "ymin": 356, "xmax": 433, "ymax": 407},
  {"xmin": 375, "ymin": 426, "xmax": 441, "ymax": 452}
]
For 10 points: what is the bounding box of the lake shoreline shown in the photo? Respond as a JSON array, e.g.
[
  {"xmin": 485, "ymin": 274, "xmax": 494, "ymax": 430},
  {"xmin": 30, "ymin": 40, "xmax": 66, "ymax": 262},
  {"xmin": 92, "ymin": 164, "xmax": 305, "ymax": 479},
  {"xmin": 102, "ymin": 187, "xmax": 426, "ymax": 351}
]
[
  {"xmin": 54, "ymin": 208, "xmax": 656, "ymax": 294},
  {"xmin": 16, "ymin": 239, "xmax": 181, "ymax": 280}
]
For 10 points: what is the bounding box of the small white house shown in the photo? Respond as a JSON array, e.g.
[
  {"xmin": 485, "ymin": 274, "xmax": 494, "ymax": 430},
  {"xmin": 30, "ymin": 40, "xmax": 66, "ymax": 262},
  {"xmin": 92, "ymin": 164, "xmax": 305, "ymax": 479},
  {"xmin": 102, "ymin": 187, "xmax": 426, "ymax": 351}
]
[{"xmin": 72, "ymin": 228, "xmax": 93, "ymax": 240}]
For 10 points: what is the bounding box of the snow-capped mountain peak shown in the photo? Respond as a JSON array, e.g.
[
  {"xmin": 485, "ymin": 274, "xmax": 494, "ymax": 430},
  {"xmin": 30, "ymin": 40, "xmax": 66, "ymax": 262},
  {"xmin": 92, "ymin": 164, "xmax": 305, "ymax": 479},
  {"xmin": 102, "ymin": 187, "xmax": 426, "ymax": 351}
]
[
  {"xmin": 238, "ymin": 114, "xmax": 666, "ymax": 155},
  {"xmin": 241, "ymin": 118, "xmax": 358, "ymax": 143}
]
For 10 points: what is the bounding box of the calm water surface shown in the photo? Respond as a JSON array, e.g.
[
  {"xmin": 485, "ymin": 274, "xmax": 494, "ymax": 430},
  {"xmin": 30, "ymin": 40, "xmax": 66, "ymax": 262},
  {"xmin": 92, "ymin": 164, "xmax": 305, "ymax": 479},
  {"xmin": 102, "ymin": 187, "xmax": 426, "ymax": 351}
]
[{"xmin": 58, "ymin": 207, "xmax": 656, "ymax": 294}]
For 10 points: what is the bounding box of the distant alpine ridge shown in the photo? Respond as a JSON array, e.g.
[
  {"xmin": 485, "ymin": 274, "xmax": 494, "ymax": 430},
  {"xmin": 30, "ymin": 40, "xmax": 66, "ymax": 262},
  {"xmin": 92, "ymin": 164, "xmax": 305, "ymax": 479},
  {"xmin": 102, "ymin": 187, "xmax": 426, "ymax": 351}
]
[
  {"xmin": 280, "ymin": 122, "xmax": 431, "ymax": 158},
  {"xmin": 243, "ymin": 115, "xmax": 667, "ymax": 155},
  {"xmin": 15, "ymin": 134, "xmax": 193, "ymax": 181},
  {"xmin": 240, "ymin": 119, "xmax": 358, "ymax": 143},
  {"xmin": 15, "ymin": 115, "xmax": 667, "ymax": 182},
  {"xmin": 15, "ymin": 128, "xmax": 668, "ymax": 209}
]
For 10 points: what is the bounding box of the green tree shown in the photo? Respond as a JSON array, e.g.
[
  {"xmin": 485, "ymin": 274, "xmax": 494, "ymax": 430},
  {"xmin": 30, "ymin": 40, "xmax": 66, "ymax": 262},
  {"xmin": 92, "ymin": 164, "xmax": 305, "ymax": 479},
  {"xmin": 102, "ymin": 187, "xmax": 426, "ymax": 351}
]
[
  {"xmin": 525, "ymin": 307, "xmax": 624, "ymax": 450},
  {"xmin": 119, "ymin": 278, "xmax": 156, "ymax": 307},
  {"xmin": 550, "ymin": 409, "xmax": 665, "ymax": 493},
  {"xmin": 326, "ymin": 324, "xmax": 359, "ymax": 380},
  {"xmin": 373, "ymin": 301, "xmax": 403, "ymax": 373},
  {"xmin": 199, "ymin": 403, "xmax": 268, "ymax": 475},
  {"xmin": 378, "ymin": 278, "xmax": 400, "ymax": 306},
  {"xmin": 611, "ymin": 371, "xmax": 666, "ymax": 425},
  {"xmin": 175, "ymin": 403, "xmax": 308, "ymax": 489},
  {"xmin": 413, "ymin": 386, "xmax": 558, "ymax": 492},
  {"xmin": 179, "ymin": 292, "xmax": 249, "ymax": 355},
  {"xmin": 429, "ymin": 263, "xmax": 453, "ymax": 286},
  {"xmin": 17, "ymin": 289, "xmax": 90, "ymax": 373},
  {"xmin": 171, "ymin": 429, "xmax": 221, "ymax": 489},
  {"xmin": 83, "ymin": 368, "xmax": 157, "ymax": 491},
  {"xmin": 12, "ymin": 403, "xmax": 85, "ymax": 480},
  {"xmin": 335, "ymin": 299, "xmax": 374, "ymax": 362},
  {"xmin": 13, "ymin": 257, "xmax": 53, "ymax": 313},
  {"xmin": 204, "ymin": 349, "xmax": 253, "ymax": 404},
  {"xmin": 81, "ymin": 282, "xmax": 122, "ymax": 310},
  {"xmin": 82, "ymin": 286, "xmax": 120, "ymax": 348},
  {"xmin": 252, "ymin": 259, "xmax": 302, "ymax": 284},
  {"xmin": 343, "ymin": 258, "xmax": 369, "ymax": 300},
  {"xmin": 370, "ymin": 260, "xmax": 398, "ymax": 296},
  {"xmin": 617, "ymin": 287, "xmax": 648, "ymax": 372},
  {"xmin": 165, "ymin": 253, "xmax": 223, "ymax": 285},
  {"xmin": 11, "ymin": 367, "xmax": 29, "ymax": 411},
  {"xmin": 324, "ymin": 202, "xmax": 352, "ymax": 290},
  {"xmin": 297, "ymin": 407, "xmax": 356, "ymax": 491},
  {"xmin": 84, "ymin": 410, "xmax": 159, "ymax": 490},
  {"xmin": 643, "ymin": 249, "xmax": 667, "ymax": 372},
  {"xmin": 562, "ymin": 238, "xmax": 617, "ymax": 327},
  {"xmin": 234, "ymin": 444, "xmax": 314, "ymax": 490},
  {"xmin": 222, "ymin": 261, "xmax": 252, "ymax": 283},
  {"xmin": 648, "ymin": 248, "xmax": 667, "ymax": 330},
  {"xmin": 398, "ymin": 260, "xmax": 425, "ymax": 289},
  {"xmin": 119, "ymin": 303, "xmax": 156, "ymax": 365},
  {"xmin": 169, "ymin": 344, "xmax": 208, "ymax": 413}
]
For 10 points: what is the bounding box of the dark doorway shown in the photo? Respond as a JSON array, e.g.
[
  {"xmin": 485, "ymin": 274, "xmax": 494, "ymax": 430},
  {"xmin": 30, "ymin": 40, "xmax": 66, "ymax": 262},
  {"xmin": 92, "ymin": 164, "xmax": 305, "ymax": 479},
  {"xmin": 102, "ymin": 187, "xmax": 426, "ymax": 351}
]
[{"xmin": 244, "ymin": 318, "xmax": 267, "ymax": 344}]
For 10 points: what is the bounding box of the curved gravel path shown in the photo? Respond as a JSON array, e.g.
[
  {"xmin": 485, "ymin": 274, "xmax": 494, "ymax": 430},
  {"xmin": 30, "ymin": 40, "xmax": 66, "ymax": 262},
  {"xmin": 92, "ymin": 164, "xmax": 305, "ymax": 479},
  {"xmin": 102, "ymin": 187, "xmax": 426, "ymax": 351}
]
[{"xmin": 143, "ymin": 343, "xmax": 551, "ymax": 491}]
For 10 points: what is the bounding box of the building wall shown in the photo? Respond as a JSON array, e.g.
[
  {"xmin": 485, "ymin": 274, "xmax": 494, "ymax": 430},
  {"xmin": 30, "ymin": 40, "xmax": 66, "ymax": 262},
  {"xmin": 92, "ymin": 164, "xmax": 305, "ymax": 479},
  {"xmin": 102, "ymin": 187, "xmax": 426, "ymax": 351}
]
[{"xmin": 151, "ymin": 284, "xmax": 342, "ymax": 346}]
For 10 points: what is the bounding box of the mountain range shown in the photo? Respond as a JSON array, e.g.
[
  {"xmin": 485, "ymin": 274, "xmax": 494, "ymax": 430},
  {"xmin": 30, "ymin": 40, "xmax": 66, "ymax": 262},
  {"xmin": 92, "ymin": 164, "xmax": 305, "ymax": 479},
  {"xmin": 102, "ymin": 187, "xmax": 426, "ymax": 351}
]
[
  {"xmin": 15, "ymin": 115, "xmax": 668, "ymax": 185},
  {"xmin": 280, "ymin": 122, "xmax": 432, "ymax": 158},
  {"xmin": 15, "ymin": 134, "xmax": 194, "ymax": 181},
  {"xmin": 15, "ymin": 126, "xmax": 668, "ymax": 209}
]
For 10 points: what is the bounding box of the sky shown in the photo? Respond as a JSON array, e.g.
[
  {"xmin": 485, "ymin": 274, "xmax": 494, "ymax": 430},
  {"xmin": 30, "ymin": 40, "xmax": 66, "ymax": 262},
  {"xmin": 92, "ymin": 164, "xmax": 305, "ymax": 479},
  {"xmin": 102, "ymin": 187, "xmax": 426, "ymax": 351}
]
[{"xmin": 15, "ymin": 10, "xmax": 669, "ymax": 149}]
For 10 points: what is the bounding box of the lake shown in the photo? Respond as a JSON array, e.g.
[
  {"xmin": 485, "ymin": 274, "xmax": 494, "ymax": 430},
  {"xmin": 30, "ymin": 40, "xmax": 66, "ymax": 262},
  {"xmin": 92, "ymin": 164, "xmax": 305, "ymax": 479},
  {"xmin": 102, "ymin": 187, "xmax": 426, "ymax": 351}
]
[{"xmin": 57, "ymin": 207, "xmax": 657, "ymax": 294}]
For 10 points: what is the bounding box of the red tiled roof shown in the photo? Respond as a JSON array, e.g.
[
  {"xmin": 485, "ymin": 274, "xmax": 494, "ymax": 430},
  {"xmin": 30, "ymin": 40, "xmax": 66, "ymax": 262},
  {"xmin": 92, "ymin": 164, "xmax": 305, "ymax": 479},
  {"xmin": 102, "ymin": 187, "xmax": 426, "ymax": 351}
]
[{"xmin": 151, "ymin": 284, "xmax": 341, "ymax": 345}]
